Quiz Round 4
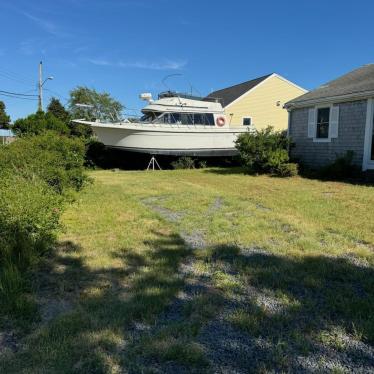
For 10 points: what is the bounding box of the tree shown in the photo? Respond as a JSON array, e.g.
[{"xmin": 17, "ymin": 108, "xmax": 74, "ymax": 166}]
[
  {"xmin": 13, "ymin": 111, "xmax": 70, "ymax": 136},
  {"xmin": 68, "ymin": 86, "xmax": 123, "ymax": 122},
  {"xmin": 0, "ymin": 101, "xmax": 11, "ymax": 129},
  {"xmin": 47, "ymin": 97, "xmax": 70, "ymax": 123}
]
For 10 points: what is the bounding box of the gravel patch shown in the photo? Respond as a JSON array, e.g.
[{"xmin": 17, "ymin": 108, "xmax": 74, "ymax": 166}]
[
  {"xmin": 255, "ymin": 203, "xmax": 272, "ymax": 211},
  {"xmin": 239, "ymin": 246, "xmax": 270, "ymax": 258},
  {"xmin": 295, "ymin": 338, "xmax": 374, "ymax": 374},
  {"xmin": 198, "ymin": 311, "xmax": 374, "ymax": 373},
  {"xmin": 208, "ymin": 197, "xmax": 224, "ymax": 214},
  {"xmin": 341, "ymin": 253, "xmax": 372, "ymax": 269},
  {"xmin": 198, "ymin": 316, "xmax": 264, "ymax": 373},
  {"xmin": 138, "ymin": 197, "xmax": 374, "ymax": 373},
  {"xmin": 181, "ymin": 230, "xmax": 207, "ymax": 250},
  {"xmin": 142, "ymin": 196, "xmax": 185, "ymax": 222},
  {"xmin": 0, "ymin": 330, "xmax": 20, "ymax": 354},
  {"xmin": 38, "ymin": 297, "xmax": 73, "ymax": 323}
]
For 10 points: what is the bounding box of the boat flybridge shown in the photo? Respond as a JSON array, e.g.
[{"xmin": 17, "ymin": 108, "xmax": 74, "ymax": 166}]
[{"xmin": 74, "ymin": 91, "xmax": 249, "ymax": 156}]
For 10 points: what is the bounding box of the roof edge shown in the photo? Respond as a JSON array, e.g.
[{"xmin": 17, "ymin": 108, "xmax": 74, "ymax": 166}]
[
  {"xmin": 209, "ymin": 73, "xmax": 273, "ymax": 95},
  {"xmin": 272, "ymin": 73, "xmax": 308, "ymax": 94},
  {"xmin": 225, "ymin": 73, "xmax": 307, "ymax": 109},
  {"xmin": 285, "ymin": 90, "xmax": 374, "ymax": 109}
]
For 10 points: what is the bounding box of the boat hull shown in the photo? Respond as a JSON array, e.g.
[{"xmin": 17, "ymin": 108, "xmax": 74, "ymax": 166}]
[{"xmin": 87, "ymin": 123, "xmax": 248, "ymax": 157}]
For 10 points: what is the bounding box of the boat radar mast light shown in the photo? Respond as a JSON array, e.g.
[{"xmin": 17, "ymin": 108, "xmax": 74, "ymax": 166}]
[{"xmin": 139, "ymin": 93, "xmax": 154, "ymax": 103}]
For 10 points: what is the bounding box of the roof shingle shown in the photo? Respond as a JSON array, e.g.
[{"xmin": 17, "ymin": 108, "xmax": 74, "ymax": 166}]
[
  {"xmin": 206, "ymin": 74, "xmax": 272, "ymax": 107},
  {"xmin": 286, "ymin": 64, "xmax": 374, "ymax": 107}
]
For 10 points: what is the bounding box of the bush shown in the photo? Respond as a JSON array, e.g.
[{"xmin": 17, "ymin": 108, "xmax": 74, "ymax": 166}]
[
  {"xmin": 13, "ymin": 111, "xmax": 70, "ymax": 136},
  {"xmin": 277, "ymin": 163, "xmax": 299, "ymax": 177},
  {"xmin": 85, "ymin": 139, "xmax": 108, "ymax": 168},
  {"xmin": 171, "ymin": 157, "xmax": 196, "ymax": 170},
  {"xmin": 197, "ymin": 160, "xmax": 208, "ymax": 169},
  {"xmin": 0, "ymin": 172, "xmax": 62, "ymax": 316},
  {"xmin": 319, "ymin": 151, "xmax": 360, "ymax": 180},
  {"xmin": 235, "ymin": 126, "xmax": 297, "ymax": 177},
  {"xmin": 0, "ymin": 131, "xmax": 87, "ymax": 322},
  {"xmin": 0, "ymin": 132, "xmax": 87, "ymax": 193}
]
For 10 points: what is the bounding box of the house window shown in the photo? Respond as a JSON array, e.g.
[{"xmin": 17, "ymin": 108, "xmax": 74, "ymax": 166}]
[
  {"xmin": 316, "ymin": 107, "xmax": 330, "ymax": 138},
  {"xmin": 243, "ymin": 117, "xmax": 252, "ymax": 126}
]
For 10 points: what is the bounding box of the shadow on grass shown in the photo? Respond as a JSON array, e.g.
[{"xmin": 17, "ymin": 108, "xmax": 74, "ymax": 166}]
[
  {"xmin": 199, "ymin": 245, "xmax": 374, "ymax": 372},
  {"xmin": 1, "ymin": 237, "xmax": 373, "ymax": 373}
]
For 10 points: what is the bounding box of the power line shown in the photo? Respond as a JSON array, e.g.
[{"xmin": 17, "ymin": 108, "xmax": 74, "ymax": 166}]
[
  {"xmin": 0, "ymin": 89, "xmax": 38, "ymax": 97},
  {"xmin": 44, "ymin": 88, "xmax": 69, "ymax": 104},
  {"xmin": 0, "ymin": 92, "xmax": 38, "ymax": 101},
  {"xmin": 0, "ymin": 67, "xmax": 35, "ymax": 86}
]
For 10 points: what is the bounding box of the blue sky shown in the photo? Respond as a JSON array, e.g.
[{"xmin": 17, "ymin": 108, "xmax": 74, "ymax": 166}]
[{"xmin": 0, "ymin": 0, "xmax": 373, "ymax": 120}]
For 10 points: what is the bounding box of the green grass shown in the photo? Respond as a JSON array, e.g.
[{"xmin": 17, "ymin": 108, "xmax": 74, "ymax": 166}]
[{"xmin": 1, "ymin": 168, "xmax": 373, "ymax": 373}]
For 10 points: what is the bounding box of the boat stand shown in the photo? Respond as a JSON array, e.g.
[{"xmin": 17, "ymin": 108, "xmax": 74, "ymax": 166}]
[{"xmin": 146, "ymin": 156, "xmax": 162, "ymax": 171}]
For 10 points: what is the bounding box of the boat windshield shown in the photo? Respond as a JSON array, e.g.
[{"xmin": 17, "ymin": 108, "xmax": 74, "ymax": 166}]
[
  {"xmin": 160, "ymin": 113, "xmax": 215, "ymax": 126},
  {"xmin": 140, "ymin": 112, "xmax": 162, "ymax": 122},
  {"xmin": 140, "ymin": 111, "xmax": 216, "ymax": 126}
]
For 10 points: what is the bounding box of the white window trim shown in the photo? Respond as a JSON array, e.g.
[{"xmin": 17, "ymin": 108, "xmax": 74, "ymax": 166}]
[
  {"xmin": 312, "ymin": 105, "xmax": 333, "ymax": 143},
  {"xmin": 242, "ymin": 116, "xmax": 252, "ymax": 126},
  {"xmin": 362, "ymin": 98, "xmax": 374, "ymax": 171}
]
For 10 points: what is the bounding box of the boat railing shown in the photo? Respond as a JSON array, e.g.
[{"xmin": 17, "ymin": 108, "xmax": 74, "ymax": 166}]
[{"xmin": 117, "ymin": 121, "xmax": 219, "ymax": 129}]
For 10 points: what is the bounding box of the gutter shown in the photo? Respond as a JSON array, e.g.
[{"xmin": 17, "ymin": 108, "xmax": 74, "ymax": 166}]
[{"xmin": 284, "ymin": 90, "xmax": 374, "ymax": 110}]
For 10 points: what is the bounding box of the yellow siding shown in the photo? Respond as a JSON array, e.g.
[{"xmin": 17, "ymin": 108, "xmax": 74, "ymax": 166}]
[{"xmin": 226, "ymin": 75, "xmax": 305, "ymax": 131}]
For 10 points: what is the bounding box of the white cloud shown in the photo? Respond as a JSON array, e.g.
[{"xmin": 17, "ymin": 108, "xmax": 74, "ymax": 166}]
[
  {"xmin": 22, "ymin": 11, "xmax": 69, "ymax": 37},
  {"xmin": 19, "ymin": 40, "xmax": 35, "ymax": 55},
  {"xmin": 86, "ymin": 58, "xmax": 187, "ymax": 70},
  {"xmin": 86, "ymin": 58, "xmax": 112, "ymax": 66}
]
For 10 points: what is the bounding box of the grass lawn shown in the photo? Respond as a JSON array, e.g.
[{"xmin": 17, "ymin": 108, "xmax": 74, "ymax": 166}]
[{"xmin": 1, "ymin": 168, "xmax": 374, "ymax": 373}]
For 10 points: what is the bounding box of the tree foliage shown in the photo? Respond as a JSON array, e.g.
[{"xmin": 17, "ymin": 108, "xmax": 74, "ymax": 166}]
[
  {"xmin": 12, "ymin": 111, "xmax": 70, "ymax": 136},
  {"xmin": 0, "ymin": 101, "xmax": 11, "ymax": 129},
  {"xmin": 0, "ymin": 131, "xmax": 87, "ymax": 194},
  {"xmin": 68, "ymin": 86, "xmax": 123, "ymax": 122},
  {"xmin": 47, "ymin": 97, "xmax": 70, "ymax": 123}
]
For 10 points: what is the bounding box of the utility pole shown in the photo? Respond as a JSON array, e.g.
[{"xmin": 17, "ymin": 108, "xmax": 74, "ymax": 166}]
[
  {"xmin": 38, "ymin": 61, "xmax": 43, "ymax": 112},
  {"xmin": 37, "ymin": 61, "xmax": 53, "ymax": 112}
]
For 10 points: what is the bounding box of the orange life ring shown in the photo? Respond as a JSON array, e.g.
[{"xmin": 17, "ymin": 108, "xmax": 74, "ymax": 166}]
[{"xmin": 216, "ymin": 116, "xmax": 225, "ymax": 127}]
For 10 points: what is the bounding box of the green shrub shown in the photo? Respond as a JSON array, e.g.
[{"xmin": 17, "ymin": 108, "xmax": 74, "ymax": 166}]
[
  {"xmin": 0, "ymin": 173, "xmax": 62, "ymax": 266},
  {"xmin": 235, "ymin": 126, "xmax": 297, "ymax": 177},
  {"xmin": 171, "ymin": 157, "xmax": 196, "ymax": 170},
  {"xmin": 0, "ymin": 173, "xmax": 62, "ymax": 315},
  {"xmin": 13, "ymin": 111, "xmax": 70, "ymax": 136},
  {"xmin": 277, "ymin": 162, "xmax": 299, "ymax": 177},
  {"xmin": 0, "ymin": 132, "xmax": 87, "ymax": 193},
  {"xmin": 0, "ymin": 131, "xmax": 87, "ymax": 322},
  {"xmin": 85, "ymin": 139, "xmax": 107, "ymax": 168},
  {"xmin": 319, "ymin": 151, "xmax": 360, "ymax": 180},
  {"xmin": 197, "ymin": 160, "xmax": 208, "ymax": 169}
]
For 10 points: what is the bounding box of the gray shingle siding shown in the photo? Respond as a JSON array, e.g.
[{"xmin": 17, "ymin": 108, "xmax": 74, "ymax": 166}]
[{"xmin": 289, "ymin": 100, "xmax": 367, "ymax": 168}]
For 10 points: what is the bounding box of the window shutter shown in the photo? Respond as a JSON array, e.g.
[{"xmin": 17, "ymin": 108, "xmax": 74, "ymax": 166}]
[
  {"xmin": 330, "ymin": 106, "xmax": 339, "ymax": 138},
  {"xmin": 307, "ymin": 108, "xmax": 316, "ymax": 138}
]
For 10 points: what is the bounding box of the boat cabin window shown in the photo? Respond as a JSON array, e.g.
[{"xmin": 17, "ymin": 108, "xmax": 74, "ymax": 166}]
[
  {"xmin": 141, "ymin": 112, "xmax": 162, "ymax": 122},
  {"xmin": 162, "ymin": 113, "xmax": 214, "ymax": 126}
]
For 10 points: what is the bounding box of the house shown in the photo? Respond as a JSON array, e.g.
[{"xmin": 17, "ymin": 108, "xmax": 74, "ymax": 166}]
[
  {"xmin": 285, "ymin": 64, "xmax": 374, "ymax": 171},
  {"xmin": 0, "ymin": 129, "xmax": 15, "ymax": 145},
  {"xmin": 206, "ymin": 73, "xmax": 307, "ymax": 131}
]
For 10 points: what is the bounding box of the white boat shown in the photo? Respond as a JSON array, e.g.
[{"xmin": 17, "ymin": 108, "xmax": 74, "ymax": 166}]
[{"xmin": 74, "ymin": 91, "xmax": 249, "ymax": 156}]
